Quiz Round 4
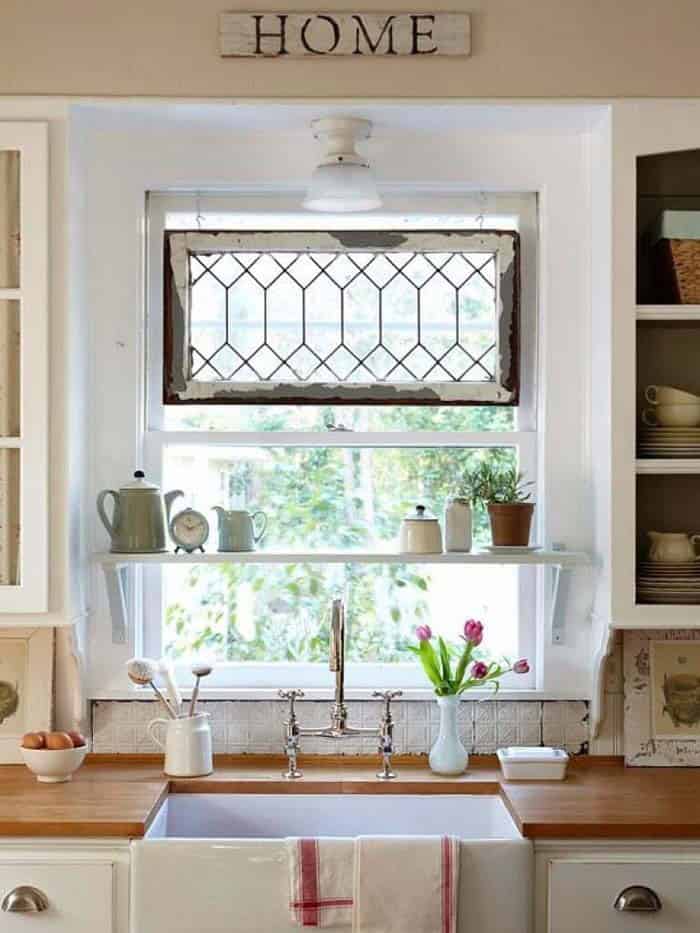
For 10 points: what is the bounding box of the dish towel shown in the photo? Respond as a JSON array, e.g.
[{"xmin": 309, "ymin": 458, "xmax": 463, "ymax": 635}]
[
  {"xmin": 353, "ymin": 835, "xmax": 460, "ymax": 933},
  {"xmin": 286, "ymin": 837, "xmax": 355, "ymax": 928}
]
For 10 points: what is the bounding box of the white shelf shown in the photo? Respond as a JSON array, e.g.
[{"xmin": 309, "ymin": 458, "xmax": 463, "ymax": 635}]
[
  {"xmin": 0, "ymin": 288, "xmax": 20, "ymax": 302},
  {"xmin": 96, "ymin": 549, "xmax": 589, "ymax": 646},
  {"xmin": 96, "ymin": 548, "xmax": 589, "ymax": 568},
  {"xmin": 637, "ymin": 305, "xmax": 700, "ymax": 321},
  {"xmin": 636, "ymin": 458, "xmax": 700, "ymax": 474}
]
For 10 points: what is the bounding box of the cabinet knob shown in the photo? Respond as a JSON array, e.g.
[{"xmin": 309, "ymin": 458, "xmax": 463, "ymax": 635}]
[
  {"xmin": 1, "ymin": 885, "xmax": 49, "ymax": 913},
  {"xmin": 613, "ymin": 885, "xmax": 662, "ymax": 913}
]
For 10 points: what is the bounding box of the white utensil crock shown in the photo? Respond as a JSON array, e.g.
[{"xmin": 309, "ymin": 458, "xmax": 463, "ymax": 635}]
[{"xmin": 148, "ymin": 712, "xmax": 213, "ymax": 777}]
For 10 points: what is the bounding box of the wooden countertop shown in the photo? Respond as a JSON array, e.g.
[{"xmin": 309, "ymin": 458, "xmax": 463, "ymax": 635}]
[{"xmin": 2, "ymin": 755, "xmax": 700, "ymax": 840}]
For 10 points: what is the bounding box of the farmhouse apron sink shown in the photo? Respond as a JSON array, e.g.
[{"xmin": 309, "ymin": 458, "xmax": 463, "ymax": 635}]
[{"xmin": 132, "ymin": 793, "xmax": 532, "ymax": 933}]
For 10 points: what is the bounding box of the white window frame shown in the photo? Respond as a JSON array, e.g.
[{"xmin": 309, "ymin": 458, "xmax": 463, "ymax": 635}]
[{"xmin": 141, "ymin": 192, "xmax": 539, "ymax": 690}]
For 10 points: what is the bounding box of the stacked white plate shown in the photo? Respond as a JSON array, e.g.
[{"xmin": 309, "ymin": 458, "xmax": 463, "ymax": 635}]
[
  {"xmin": 637, "ymin": 561, "xmax": 700, "ymax": 604},
  {"xmin": 638, "ymin": 427, "xmax": 700, "ymax": 458}
]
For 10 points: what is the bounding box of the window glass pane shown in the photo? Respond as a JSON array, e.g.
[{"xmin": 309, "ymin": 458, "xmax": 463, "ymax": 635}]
[
  {"xmin": 0, "ymin": 448, "xmax": 19, "ymax": 584},
  {"xmin": 0, "ymin": 151, "xmax": 19, "ymax": 289},
  {"xmin": 162, "ymin": 445, "xmax": 517, "ymax": 550},
  {"xmin": 162, "ymin": 562, "xmax": 521, "ymax": 668},
  {"xmin": 163, "ymin": 404, "xmax": 515, "ymax": 432}
]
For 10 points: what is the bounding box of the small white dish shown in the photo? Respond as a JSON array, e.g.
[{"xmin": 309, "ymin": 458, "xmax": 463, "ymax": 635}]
[
  {"xmin": 482, "ymin": 545, "xmax": 542, "ymax": 555},
  {"xmin": 497, "ymin": 746, "xmax": 569, "ymax": 780},
  {"xmin": 20, "ymin": 744, "xmax": 88, "ymax": 783}
]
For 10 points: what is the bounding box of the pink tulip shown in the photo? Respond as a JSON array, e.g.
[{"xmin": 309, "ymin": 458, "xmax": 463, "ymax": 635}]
[
  {"xmin": 416, "ymin": 625, "xmax": 433, "ymax": 642},
  {"xmin": 463, "ymin": 619, "xmax": 484, "ymax": 646},
  {"xmin": 471, "ymin": 660, "xmax": 489, "ymax": 680},
  {"xmin": 513, "ymin": 658, "xmax": 530, "ymax": 674}
]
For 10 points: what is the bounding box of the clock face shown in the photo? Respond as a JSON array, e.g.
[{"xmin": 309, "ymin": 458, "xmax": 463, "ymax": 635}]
[{"xmin": 171, "ymin": 509, "xmax": 209, "ymax": 550}]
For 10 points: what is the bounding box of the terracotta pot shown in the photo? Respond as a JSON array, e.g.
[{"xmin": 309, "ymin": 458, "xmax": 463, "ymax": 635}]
[{"xmin": 487, "ymin": 502, "xmax": 535, "ymax": 546}]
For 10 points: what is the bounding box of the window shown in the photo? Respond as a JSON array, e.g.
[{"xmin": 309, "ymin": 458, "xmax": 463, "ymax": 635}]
[{"xmin": 144, "ymin": 195, "xmax": 537, "ymax": 690}]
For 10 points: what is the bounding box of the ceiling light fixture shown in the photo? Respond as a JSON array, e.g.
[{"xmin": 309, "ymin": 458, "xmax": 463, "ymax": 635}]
[{"xmin": 303, "ymin": 116, "xmax": 381, "ymax": 212}]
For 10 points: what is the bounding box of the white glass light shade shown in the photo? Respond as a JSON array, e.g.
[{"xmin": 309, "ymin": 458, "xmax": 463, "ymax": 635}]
[{"xmin": 303, "ymin": 161, "xmax": 382, "ymax": 212}]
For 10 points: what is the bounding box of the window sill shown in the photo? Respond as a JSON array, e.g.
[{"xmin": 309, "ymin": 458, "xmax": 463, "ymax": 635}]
[{"xmin": 88, "ymin": 687, "xmax": 589, "ymax": 702}]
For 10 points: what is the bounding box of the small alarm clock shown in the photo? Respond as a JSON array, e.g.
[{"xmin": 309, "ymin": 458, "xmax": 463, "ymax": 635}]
[{"xmin": 169, "ymin": 507, "xmax": 209, "ymax": 554}]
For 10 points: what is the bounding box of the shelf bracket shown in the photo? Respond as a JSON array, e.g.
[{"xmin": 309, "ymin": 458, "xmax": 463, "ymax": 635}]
[
  {"xmin": 102, "ymin": 562, "xmax": 129, "ymax": 645},
  {"xmin": 550, "ymin": 544, "xmax": 570, "ymax": 646}
]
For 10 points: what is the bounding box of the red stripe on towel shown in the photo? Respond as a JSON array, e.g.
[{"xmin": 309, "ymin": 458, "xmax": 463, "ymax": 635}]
[
  {"xmin": 300, "ymin": 838, "xmax": 320, "ymax": 927},
  {"xmin": 441, "ymin": 836, "xmax": 453, "ymax": 933},
  {"xmin": 290, "ymin": 899, "xmax": 354, "ymax": 910}
]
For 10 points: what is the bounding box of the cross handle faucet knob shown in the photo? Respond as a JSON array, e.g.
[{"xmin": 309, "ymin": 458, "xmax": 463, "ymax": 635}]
[
  {"xmin": 373, "ymin": 689, "xmax": 403, "ymax": 714},
  {"xmin": 279, "ymin": 689, "xmax": 305, "ymax": 717}
]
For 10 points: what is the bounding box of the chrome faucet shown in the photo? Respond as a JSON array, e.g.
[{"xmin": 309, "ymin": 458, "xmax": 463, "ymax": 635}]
[{"xmin": 279, "ymin": 598, "xmax": 402, "ymax": 780}]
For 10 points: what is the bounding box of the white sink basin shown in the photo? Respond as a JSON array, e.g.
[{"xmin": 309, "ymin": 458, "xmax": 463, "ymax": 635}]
[
  {"xmin": 133, "ymin": 794, "xmax": 532, "ymax": 933},
  {"xmin": 146, "ymin": 792, "xmax": 521, "ymax": 840}
]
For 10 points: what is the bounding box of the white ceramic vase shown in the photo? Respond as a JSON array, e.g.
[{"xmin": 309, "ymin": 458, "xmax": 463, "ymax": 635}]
[{"xmin": 429, "ymin": 695, "xmax": 469, "ymax": 775}]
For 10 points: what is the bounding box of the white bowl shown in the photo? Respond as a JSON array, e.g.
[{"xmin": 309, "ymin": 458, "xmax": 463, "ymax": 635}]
[{"xmin": 20, "ymin": 744, "xmax": 88, "ymax": 783}]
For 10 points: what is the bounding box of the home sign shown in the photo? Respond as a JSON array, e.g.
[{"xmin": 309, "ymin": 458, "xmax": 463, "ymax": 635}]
[{"xmin": 219, "ymin": 12, "xmax": 471, "ymax": 57}]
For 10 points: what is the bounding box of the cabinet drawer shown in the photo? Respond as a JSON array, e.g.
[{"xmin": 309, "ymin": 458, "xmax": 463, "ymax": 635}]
[
  {"xmin": 0, "ymin": 862, "xmax": 113, "ymax": 932},
  {"xmin": 549, "ymin": 859, "xmax": 700, "ymax": 933}
]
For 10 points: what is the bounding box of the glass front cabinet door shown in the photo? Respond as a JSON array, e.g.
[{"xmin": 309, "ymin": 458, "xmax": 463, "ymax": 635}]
[{"xmin": 0, "ymin": 123, "xmax": 48, "ymax": 613}]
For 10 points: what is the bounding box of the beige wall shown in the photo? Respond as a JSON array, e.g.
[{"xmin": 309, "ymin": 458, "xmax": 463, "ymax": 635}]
[{"xmin": 2, "ymin": 0, "xmax": 700, "ymax": 99}]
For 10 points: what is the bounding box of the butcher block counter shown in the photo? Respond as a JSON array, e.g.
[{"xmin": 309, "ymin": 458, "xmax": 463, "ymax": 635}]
[{"xmin": 0, "ymin": 755, "xmax": 698, "ymax": 839}]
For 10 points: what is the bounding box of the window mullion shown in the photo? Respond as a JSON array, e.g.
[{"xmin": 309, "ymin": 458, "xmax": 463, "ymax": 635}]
[{"xmin": 146, "ymin": 429, "xmax": 531, "ymax": 449}]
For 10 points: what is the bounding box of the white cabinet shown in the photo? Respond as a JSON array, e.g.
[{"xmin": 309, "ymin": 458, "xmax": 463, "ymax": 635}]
[
  {"xmin": 0, "ymin": 122, "xmax": 48, "ymax": 613},
  {"xmin": 548, "ymin": 859, "xmax": 700, "ymax": 932},
  {"xmin": 0, "ymin": 861, "xmax": 113, "ymax": 932},
  {"xmin": 0, "ymin": 843, "xmax": 130, "ymax": 933}
]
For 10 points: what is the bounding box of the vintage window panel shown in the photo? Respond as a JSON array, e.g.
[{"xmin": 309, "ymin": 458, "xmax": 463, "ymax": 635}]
[
  {"xmin": 218, "ymin": 12, "xmax": 471, "ymax": 58},
  {"xmin": 163, "ymin": 229, "xmax": 520, "ymax": 405}
]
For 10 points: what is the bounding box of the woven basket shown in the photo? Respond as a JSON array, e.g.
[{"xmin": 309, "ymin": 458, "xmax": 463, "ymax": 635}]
[{"xmin": 657, "ymin": 238, "xmax": 700, "ymax": 304}]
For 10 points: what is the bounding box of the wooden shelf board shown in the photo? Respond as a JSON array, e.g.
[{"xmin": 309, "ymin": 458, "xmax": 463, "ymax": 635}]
[
  {"xmin": 637, "ymin": 305, "xmax": 700, "ymax": 321},
  {"xmin": 636, "ymin": 458, "xmax": 700, "ymax": 474}
]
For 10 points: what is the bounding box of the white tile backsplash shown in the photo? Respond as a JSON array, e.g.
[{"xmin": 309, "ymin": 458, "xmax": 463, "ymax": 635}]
[{"xmin": 91, "ymin": 698, "xmax": 591, "ymax": 756}]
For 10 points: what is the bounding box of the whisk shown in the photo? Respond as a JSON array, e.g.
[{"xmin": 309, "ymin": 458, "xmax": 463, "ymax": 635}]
[{"xmin": 126, "ymin": 657, "xmax": 177, "ymax": 719}]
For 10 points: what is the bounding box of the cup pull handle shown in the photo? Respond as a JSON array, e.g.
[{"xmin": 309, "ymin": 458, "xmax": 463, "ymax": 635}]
[
  {"xmin": 1, "ymin": 886, "xmax": 50, "ymax": 913},
  {"xmin": 613, "ymin": 886, "xmax": 662, "ymax": 913}
]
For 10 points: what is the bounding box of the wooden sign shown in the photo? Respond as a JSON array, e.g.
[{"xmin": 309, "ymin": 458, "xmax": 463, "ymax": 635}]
[{"xmin": 219, "ymin": 12, "xmax": 471, "ymax": 58}]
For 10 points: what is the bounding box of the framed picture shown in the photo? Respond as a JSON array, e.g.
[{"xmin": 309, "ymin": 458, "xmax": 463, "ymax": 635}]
[
  {"xmin": 0, "ymin": 628, "xmax": 54, "ymax": 763},
  {"xmin": 624, "ymin": 629, "xmax": 700, "ymax": 766}
]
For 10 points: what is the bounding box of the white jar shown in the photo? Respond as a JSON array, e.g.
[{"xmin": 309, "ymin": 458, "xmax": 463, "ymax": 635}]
[{"xmin": 444, "ymin": 497, "xmax": 472, "ymax": 552}]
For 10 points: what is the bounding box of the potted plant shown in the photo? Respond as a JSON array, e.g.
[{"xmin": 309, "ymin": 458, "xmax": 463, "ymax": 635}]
[
  {"xmin": 469, "ymin": 461, "xmax": 535, "ymax": 547},
  {"xmin": 410, "ymin": 620, "xmax": 529, "ymax": 775}
]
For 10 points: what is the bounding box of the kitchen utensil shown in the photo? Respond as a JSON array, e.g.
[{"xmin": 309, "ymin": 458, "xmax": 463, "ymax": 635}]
[
  {"xmin": 189, "ymin": 662, "xmax": 213, "ymax": 717},
  {"xmin": 97, "ymin": 471, "xmax": 184, "ymax": 553},
  {"xmin": 444, "ymin": 497, "xmax": 472, "ymax": 552},
  {"xmin": 148, "ymin": 712, "xmax": 213, "ymax": 777},
  {"xmin": 399, "ymin": 505, "xmax": 443, "ymax": 554},
  {"xmin": 169, "ymin": 507, "xmax": 209, "ymax": 553},
  {"xmin": 212, "ymin": 507, "xmax": 267, "ymax": 552},
  {"xmin": 126, "ymin": 657, "xmax": 177, "ymax": 718},
  {"xmin": 645, "ymin": 385, "xmax": 700, "ymax": 405},
  {"xmin": 158, "ymin": 658, "xmax": 182, "ymax": 717},
  {"xmin": 642, "ymin": 405, "xmax": 700, "ymax": 427},
  {"xmin": 647, "ymin": 531, "xmax": 700, "ymax": 563}
]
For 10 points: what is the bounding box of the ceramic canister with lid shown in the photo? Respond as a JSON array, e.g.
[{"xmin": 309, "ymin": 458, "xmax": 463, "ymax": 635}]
[{"xmin": 399, "ymin": 505, "xmax": 443, "ymax": 554}]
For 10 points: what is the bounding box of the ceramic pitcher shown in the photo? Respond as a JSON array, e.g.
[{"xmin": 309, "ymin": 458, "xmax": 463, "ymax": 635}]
[
  {"xmin": 212, "ymin": 507, "xmax": 267, "ymax": 552},
  {"xmin": 97, "ymin": 471, "xmax": 183, "ymax": 553},
  {"xmin": 148, "ymin": 713, "xmax": 213, "ymax": 778},
  {"xmin": 648, "ymin": 531, "xmax": 700, "ymax": 563}
]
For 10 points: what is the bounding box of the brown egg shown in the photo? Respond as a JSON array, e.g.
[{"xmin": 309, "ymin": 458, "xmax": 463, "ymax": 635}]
[
  {"xmin": 44, "ymin": 731, "xmax": 74, "ymax": 750},
  {"xmin": 67, "ymin": 730, "xmax": 86, "ymax": 748},
  {"xmin": 21, "ymin": 732, "xmax": 45, "ymax": 749}
]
